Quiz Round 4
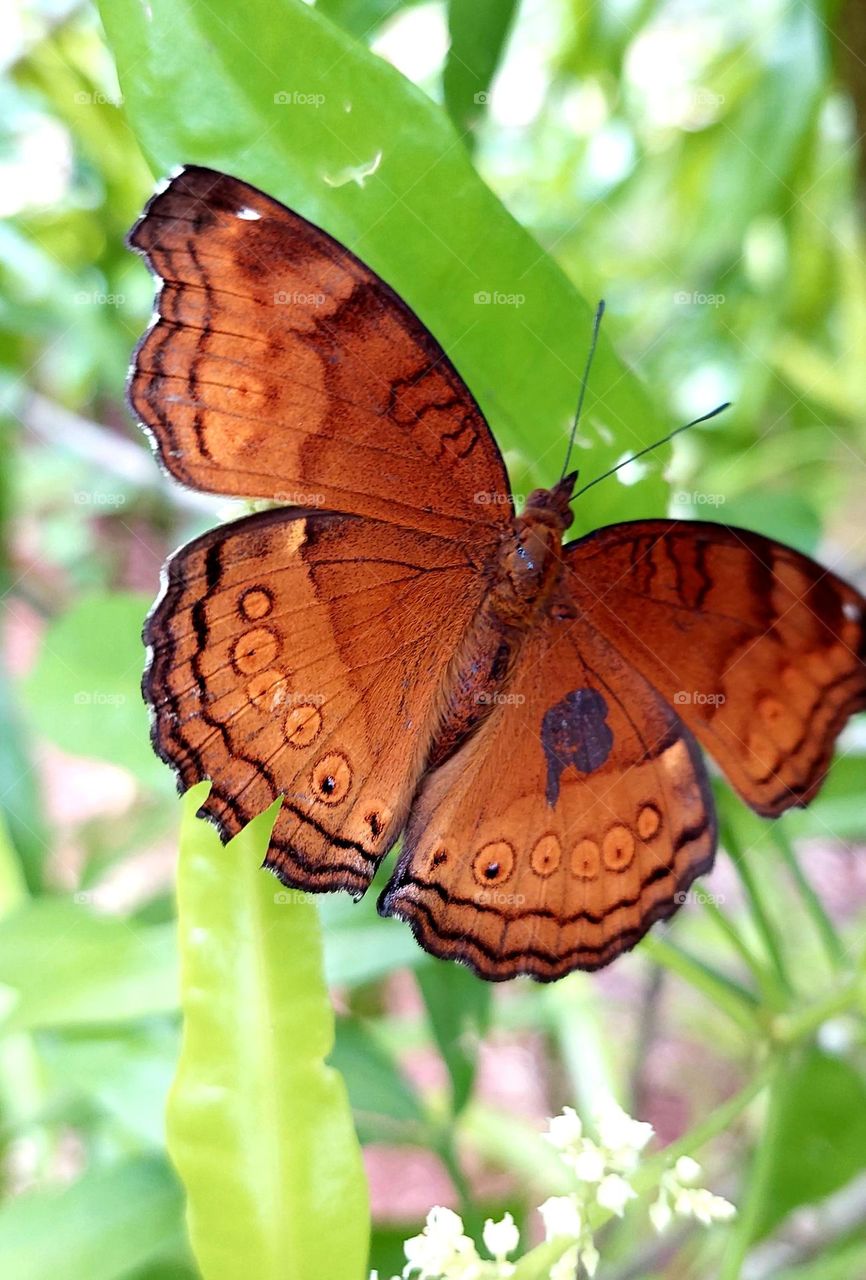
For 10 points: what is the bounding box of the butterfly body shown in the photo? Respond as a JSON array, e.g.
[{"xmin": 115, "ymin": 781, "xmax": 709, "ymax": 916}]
[{"xmin": 131, "ymin": 166, "xmax": 866, "ymax": 981}]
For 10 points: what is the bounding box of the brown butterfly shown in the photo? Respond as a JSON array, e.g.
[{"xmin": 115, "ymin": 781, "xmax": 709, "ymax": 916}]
[{"xmin": 129, "ymin": 166, "xmax": 866, "ymax": 981}]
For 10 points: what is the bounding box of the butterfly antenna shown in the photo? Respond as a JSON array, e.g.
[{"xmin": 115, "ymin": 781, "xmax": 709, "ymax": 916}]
[
  {"xmin": 572, "ymin": 401, "xmax": 731, "ymax": 499},
  {"xmin": 560, "ymin": 298, "xmax": 606, "ymax": 482}
]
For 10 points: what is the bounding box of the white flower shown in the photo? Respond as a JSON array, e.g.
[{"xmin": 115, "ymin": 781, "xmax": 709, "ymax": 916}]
[
  {"xmin": 595, "ymin": 1098, "xmax": 654, "ymax": 1167},
  {"xmin": 580, "ymin": 1238, "xmax": 600, "ymax": 1277},
  {"xmin": 596, "ymin": 1173, "xmax": 636, "ymax": 1217},
  {"xmin": 545, "ymin": 1107, "xmax": 583, "ymax": 1152},
  {"xmin": 674, "ymin": 1156, "xmax": 701, "ymax": 1185},
  {"xmin": 569, "ymin": 1142, "xmax": 606, "ymax": 1183},
  {"xmin": 549, "ymin": 1245, "xmax": 579, "ymax": 1280},
  {"xmin": 403, "ymin": 1207, "xmax": 480, "ymax": 1279},
  {"xmin": 649, "ymin": 1191, "xmax": 673, "ymax": 1235},
  {"xmin": 539, "ymin": 1195, "xmax": 583, "ymax": 1241},
  {"xmin": 680, "ymin": 1187, "xmax": 737, "ymax": 1226},
  {"xmin": 482, "ymin": 1212, "xmax": 519, "ymax": 1264}
]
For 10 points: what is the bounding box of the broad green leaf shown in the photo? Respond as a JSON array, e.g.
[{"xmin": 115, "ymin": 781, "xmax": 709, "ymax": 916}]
[
  {"xmin": 20, "ymin": 592, "xmax": 166, "ymax": 788},
  {"xmin": 0, "ymin": 1155, "xmax": 183, "ymax": 1280},
  {"xmin": 331, "ymin": 1017, "xmax": 426, "ymax": 1143},
  {"xmin": 41, "ymin": 1022, "xmax": 178, "ymax": 1147},
  {"xmin": 316, "ymin": 0, "xmax": 425, "ymax": 39},
  {"xmin": 749, "ymin": 1047, "xmax": 866, "ymax": 1241},
  {"xmin": 168, "ymin": 784, "xmax": 368, "ymax": 1280},
  {"xmin": 0, "ymin": 898, "xmax": 178, "ymax": 1031},
  {"xmin": 416, "ymin": 957, "xmax": 490, "ymax": 1115},
  {"xmin": 99, "ymin": 0, "xmax": 667, "ymax": 536},
  {"xmin": 443, "ymin": 0, "xmax": 520, "ymax": 138}
]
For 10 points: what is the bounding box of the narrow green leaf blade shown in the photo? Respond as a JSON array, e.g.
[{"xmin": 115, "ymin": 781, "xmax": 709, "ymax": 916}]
[{"xmin": 168, "ymin": 785, "xmax": 369, "ymax": 1280}]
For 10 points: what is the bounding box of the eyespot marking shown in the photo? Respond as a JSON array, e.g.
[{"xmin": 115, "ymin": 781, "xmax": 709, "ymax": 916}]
[
  {"xmin": 311, "ymin": 752, "xmax": 352, "ymax": 804},
  {"xmin": 238, "ymin": 586, "xmax": 274, "ymax": 621},
  {"xmin": 603, "ymin": 824, "xmax": 635, "ymax": 871},
  {"xmin": 247, "ymin": 669, "xmax": 288, "ymax": 710},
  {"xmin": 231, "ymin": 626, "xmax": 279, "ymax": 674},
  {"xmin": 530, "ymin": 834, "xmax": 561, "ymax": 877},
  {"xmin": 285, "ymin": 703, "xmax": 322, "ymax": 748},
  {"xmin": 472, "ymin": 840, "xmax": 514, "ymax": 887},
  {"xmin": 571, "ymin": 839, "xmax": 600, "ymax": 879},
  {"xmin": 757, "ymin": 695, "xmax": 801, "ymax": 751},
  {"xmin": 637, "ymin": 804, "xmax": 662, "ymax": 841}
]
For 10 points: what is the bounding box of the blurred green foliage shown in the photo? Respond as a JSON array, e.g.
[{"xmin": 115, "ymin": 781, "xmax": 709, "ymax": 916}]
[{"xmin": 0, "ymin": 0, "xmax": 865, "ymax": 1278}]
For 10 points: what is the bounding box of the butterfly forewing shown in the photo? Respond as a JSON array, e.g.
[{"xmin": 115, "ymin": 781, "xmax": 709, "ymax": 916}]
[{"xmin": 128, "ymin": 166, "xmax": 512, "ymax": 538}]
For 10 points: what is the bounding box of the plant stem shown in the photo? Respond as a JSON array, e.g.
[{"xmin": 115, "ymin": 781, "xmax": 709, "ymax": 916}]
[
  {"xmin": 641, "ymin": 935, "xmax": 762, "ymax": 1036},
  {"xmin": 770, "ymin": 824, "xmax": 846, "ymax": 971},
  {"xmin": 721, "ymin": 818, "xmax": 794, "ymax": 996}
]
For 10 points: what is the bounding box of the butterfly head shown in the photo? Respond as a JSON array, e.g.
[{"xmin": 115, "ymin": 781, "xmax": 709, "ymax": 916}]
[{"xmin": 523, "ymin": 470, "xmax": 578, "ymax": 531}]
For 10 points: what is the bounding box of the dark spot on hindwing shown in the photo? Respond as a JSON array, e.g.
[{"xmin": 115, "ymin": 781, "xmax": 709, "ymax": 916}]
[{"xmin": 541, "ymin": 688, "xmax": 614, "ymax": 806}]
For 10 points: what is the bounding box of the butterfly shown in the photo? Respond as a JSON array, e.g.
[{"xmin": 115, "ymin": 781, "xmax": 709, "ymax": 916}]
[{"xmin": 129, "ymin": 165, "xmax": 866, "ymax": 981}]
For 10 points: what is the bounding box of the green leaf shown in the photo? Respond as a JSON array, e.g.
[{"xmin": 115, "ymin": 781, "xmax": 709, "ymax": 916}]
[
  {"xmin": 0, "ymin": 1155, "xmax": 183, "ymax": 1280},
  {"xmin": 315, "ymin": 0, "xmax": 424, "ymax": 39},
  {"xmin": 41, "ymin": 1022, "xmax": 178, "ymax": 1146},
  {"xmin": 331, "ymin": 1017, "xmax": 426, "ymax": 1143},
  {"xmin": 167, "ymin": 784, "xmax": 369, "ymax": 1280},
  {"xmin": 443, "ymin": 0, "xmax": 520, "ymax": 138},
  {"xmin": 99, "ymin": 0, "xmax": 667, "ymax": 535},
  {"xmin": 0, "ymin": 899, "xmax": 178, "ymax": 1031},
  {"xmin": 750, "ymin": 1047, "xmax": 866, "ymax": 1241},
  {"xmin": 20, "ymin": 592, "xmax": 166, "ymax": 788},
  {"xmin": 416, "ymin": 958, "xmax": 490, "ymax": 1115}
]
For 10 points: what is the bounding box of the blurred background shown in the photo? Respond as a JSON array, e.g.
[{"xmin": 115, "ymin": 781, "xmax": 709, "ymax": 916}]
[{"xmin": 1, "ymin": 0, "xmax": 866, "ymax": 1277}]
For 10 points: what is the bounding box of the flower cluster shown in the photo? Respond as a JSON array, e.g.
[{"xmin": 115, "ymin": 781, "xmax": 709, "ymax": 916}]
[
  {"xmin": 370, "ymin": 1207, "xmax": 520, "ymax": 1280},
  {"xmin": 371, "ymin": 1100, "xmax": 735, "ymax": 1280}
]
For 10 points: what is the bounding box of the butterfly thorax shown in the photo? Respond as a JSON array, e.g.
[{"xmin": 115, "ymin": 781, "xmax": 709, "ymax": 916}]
[{"xmin": 428, "ymin": 477, "xmax": 576, "ymax": 766}]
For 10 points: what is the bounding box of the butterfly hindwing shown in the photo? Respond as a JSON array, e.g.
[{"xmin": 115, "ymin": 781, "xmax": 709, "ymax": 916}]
[
  {"xmin": 380, "ymin": 612, "xmax": 716, "ymax": 980},
  {"xmin": 565, "ymin": 520, "xmax": 866, "ymax": 816},
  {"xmin": 145, "ymin": 507, "xmax": 486, "ymax": 895}
]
